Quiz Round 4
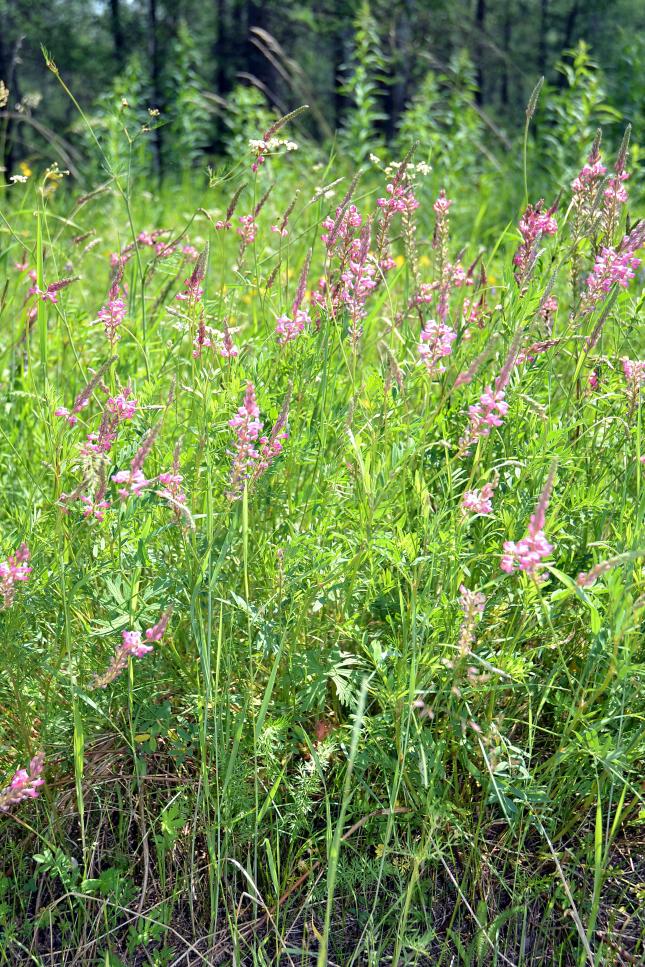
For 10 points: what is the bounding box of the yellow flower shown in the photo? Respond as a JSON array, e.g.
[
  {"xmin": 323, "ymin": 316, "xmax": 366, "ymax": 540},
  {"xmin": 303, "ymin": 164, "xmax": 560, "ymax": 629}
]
[
  {"xmin": 394, "ymin": 254, "xmax": 405, "ymax": 268},
  {"xmin": 419, "ymin": 254, "xmax": 430, "ymax": 267},
  {"xmin": 19, "ymin": 161, "xmax": 32, "ymax": 178}
]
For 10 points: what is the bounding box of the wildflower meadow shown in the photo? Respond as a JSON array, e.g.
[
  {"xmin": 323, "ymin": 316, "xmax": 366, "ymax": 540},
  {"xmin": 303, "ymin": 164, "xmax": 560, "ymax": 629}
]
[{"xmin": 0, "ymin": 12, "xmax": 644, "ymax": 965}]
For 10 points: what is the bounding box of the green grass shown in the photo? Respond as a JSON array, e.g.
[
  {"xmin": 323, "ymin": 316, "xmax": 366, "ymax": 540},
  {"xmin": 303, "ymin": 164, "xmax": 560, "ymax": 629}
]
[{"xmin": 0, "ymin": 103, "xmax": 644, "ymax": 966}]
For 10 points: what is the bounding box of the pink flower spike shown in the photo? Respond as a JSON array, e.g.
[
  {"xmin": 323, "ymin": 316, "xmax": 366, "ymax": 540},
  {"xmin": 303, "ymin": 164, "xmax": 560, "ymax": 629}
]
[
  {"xmin": 513, "ymin": 200, "xmax": 557, "ymax": 282},
  {"xmin": 500, "ymin": 468, "xmax": 555, "ymax": 578},
  {"xmin": 97, "ymin": 297, "xmax": 126, "ymax": 344},
  {"xmin": 106, "ymin": 391, "xmax": 137, "ymax": 421},
  {"xmin": 0, "ymin": 752, "xmax": 45, "ymax": 812},
  {"xmin": 55, "ymin": 406, "xmax": 79, "ymax": 426},
  {"xmin": 237, "ymin": 214, "xmax": 257, "ymax": 246},
  {"xmin": 227, "ymin": 383, "xmax": 263, "ymax": 499},
  {"xmin": 418, "ymin": 319, "xmax": 457, "ymax": 374},
  {"xmin": 461, "ymin": 480, "xmax": 496, "ymax": 516},
  {"xmin": 0, "ymin": 543, "xmax": 32, "ymax": 608},
  {"xmin": 122, "ymin": 630, "xmax": 153, "ymax": 658},
  {"xmin": 145, "ymin": 609, "xmax": 172, "ymax": 642}
]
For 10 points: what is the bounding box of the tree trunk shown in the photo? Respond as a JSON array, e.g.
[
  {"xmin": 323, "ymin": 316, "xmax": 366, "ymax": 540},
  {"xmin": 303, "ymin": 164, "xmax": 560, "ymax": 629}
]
[
  {"xmin": 109, "ymin": 0, "xmax": 126, "ymax": 70},
  {"xmin": 538, "ymin": 0, "xmax": 549, "ymax": 78},
  {"xmin": 500, "ymin": 5, "xmax": 511, "ymax": 108},
  {"xmin": 148, "ymin": 0, "xmax": 163, "ymax": 177},
  {"xmin": 474, "ymin": 0, "xmax": 486, "ymax": 106}
]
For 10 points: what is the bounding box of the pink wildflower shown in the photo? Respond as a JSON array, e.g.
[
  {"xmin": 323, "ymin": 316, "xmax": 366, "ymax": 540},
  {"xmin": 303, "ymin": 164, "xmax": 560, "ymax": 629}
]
[
  {"xmin": 572, "ymin": 160, "xmax": 607, "ymax": 197},
  {"xmin": 237, "ymin": 215, "xmax": 257, "ymax": 246},
  {"xmin": 106, "ymin": 390, "xmax": 137, "ymax": 421},
  {"xmin": 571, "ymin": 136, "xmax": 606, "ymax": 227},
  {"xmin": 458, "ymin": 332, "xmax": 522, "ymax": 455},
  {"xmin": 418, "ymin": 319, "xmax": 457, "ymax": 374},
  {"xmin": 276, "ymin": 309, "xmax": 309, "ymax": 345},
  {"xmin": 583, "ymin": 243, "xmax": 641, "ymax": 310},
  {"xmin": 276, "ymin": 250, "xmax": 313, "ymax": 345},
  {"xmin": 227, "ymin": 383, "xmax": 263, "ymax": 499},
  {"xmin": 158, "ymin": 441, "xmax": 187, "ymax": 523},
  {"xmin": 321, "ymin": 204, "xmax": 362, "ymax": 252},
  {"xmin": 501, "ymin": 469, "xmax": 555, "ymax": 578},
  {"xmin": 221, "ymin": 324, "xmax": 239, "ymax": 358},
  {"xmin": 622, "ymin": 357, "xmax": 645, "ymax": 412},
  {"xmin": 91, "ymin": 630, "xmax": 153, "ymax": 689},
  {"xmin": 97, "ymin": 297, "xmax": 126, "ymax": 344},
  {"xmin": 0, "ymin": 544, "xmax": 32, "ymax": 608},
  {"xmin": 112, "ymin": 468, "xmax": 153, "ymax": 501},
  {"xmin": 122, "ymin": 630, "xmax": 153, "ymax": 658},
  {"xmin": 433, "ymin": 191, "xmax": 453, "ymax": 216},
  {"xmin": 155, "ymin": 242, "xmax": 175, "ymax": 258},
  {"xmin": 80, "ymin": 495, "xmax": 111, "ymax": 521},
  {"xmin": 513, "ymin": 200, "xmax": 558, "ymax": 283},
  {"xmin": 253, "ymin": 387, "xmax": 291, "ymax": 482},
  {"xmin": 55, "ymin": 406, "xmax": 78, "ymax": 427},
  {"xmin": 0, "ymin": 752, "xmax": 45, "ymax": 812},
  {"xmin": 146, "ymin": 609, "xmax": 172, "ymax": 642},
  {"xmin": 461, "ymin": 480, "xmax": 496, "ymax": 516},
  {"xmin": 29, "ymin": 277, "xmax": 77, "ymax": 303},
  {"xmin": 460, "ymin": 387, "xmax": 508, "ymax": 450},
  {"xmin": 604, "ymin": 171, "xmax": 629, "ymax": 207},
  {"xmin": 340, "ymin": 223, "xmax": 376, "ymax": 342},
  {"xmin": 376, "ymin": 181, "xmax": 419, "ymax": 215},
  {"xmin": 458, "ymin": 585, "xmax": 486, "ymax": 655}
]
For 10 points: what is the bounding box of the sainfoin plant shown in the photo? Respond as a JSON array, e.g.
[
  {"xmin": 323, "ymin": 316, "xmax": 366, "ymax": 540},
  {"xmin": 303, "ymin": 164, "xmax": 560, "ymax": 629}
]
[{"xmin": 0, "ymin": 72, "xmax": 644, "ymax": 967}]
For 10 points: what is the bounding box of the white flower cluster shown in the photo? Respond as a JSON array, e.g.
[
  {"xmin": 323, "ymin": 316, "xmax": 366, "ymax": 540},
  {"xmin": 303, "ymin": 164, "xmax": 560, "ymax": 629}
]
[{"xmin": 248, "ymin": 137, "xmax": 298, "ymax": 154}]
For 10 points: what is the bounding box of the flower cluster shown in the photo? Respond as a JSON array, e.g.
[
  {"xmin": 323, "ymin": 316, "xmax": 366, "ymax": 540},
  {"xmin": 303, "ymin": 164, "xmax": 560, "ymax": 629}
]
[
  {"xmin": 176, "ymin": 248, "xmax": 207, "ymax": 306},
  {"xmin": 459, "ymin": 387, "xmax": 508, "ymax": 452},
  {"xmin": 98, "ymin": 297, "xmax": 126, "ymax": 344},
  {"xmin": 276, "ymin": 252, "xmax": 312, "ymax": 345},
  {"xmin": 501, "ymin": 470, "xmax": 555, "ymax": 578},
  {"xmin": 112, "ymin": 467, "xmax": 152, "ymax": 500},
  {"xmin": 418, "ymin": 319, "xmax": 457, "ymax": 374},
  {"xmin": 571, "ymin": 137, "xmax": 607, "ymax": 232},
  {"xmin": 253, "ymin": 389, "xmax": 291, "ymax": 482},
  {"xmin": 513, "ymin": 200, "xmax": 557, "ymax": 283},
  {"xmin": 92, "ymin": 623, "xmax": 162, "ymax": 690},
  {"xmin": 461, "ymin": 480, "xmax": 496, "ymax": 515},
  {"xmin": 458, "ymin": 335, "xmax": 521, "ymax": 456},
  {"xmin": 110, "ymin": 424, "xmax": 159, "ymax": 503},
  {"xmin": 249, "ymin": 136, "xmax": 298, "ymax": 172},
  {"xmin": 458, "ymin": 585, "xmax": 486, "ymax": 655},
  {"xmin": 227, "ymin": 383, "xmax": 263, "ymax": 499},
  {"xmin": 340, "ymin": 225, "xmax": 376, "ymax": 342},
  {"xmin": 146, "ymin": 609, "xmax": 172, "ymax": 642},
  {"xmin": 313, "ymin": 201, "xmax": 374, "ymax": 324},
  {"xmin": 621, "ymin": 357, "xmax": 645, "ymax": 411},
  {"xmin": 157, "ymin": 443, "xmax": 188, "ymax": 524},
  {"xmin": 29, "ymin": 277, "xmax": 77, "ymax": 303},
  {"xmin": 583, "ymin": 242, "xmax": 641, "ymax": 310},
  {"xmin": 0, "ymin": 544, "xmax": 31, "ymax": 608},
  {"xmin": 321, "ymin": 204, "xmax": 363, "ymax": 253},
  {"xmin": 0, "ymin": 753, "xmax": 45, "ymax": 812},
  {"xmin": 106, "ymin": 390, "xmax": 137, "ymax": 421},
  {"xmin": 376, "ymin": 180, "xmax": 419, "ymax": 215},
  {"xmin": 276, "ymin": 309, "xmax": 310, "ymax": 345},
  {"xmin": 228, "ymin": 384, "xmax": 290, "ymax": 498},
  {"xmin": 237, "ymin": 215, "xmax": 257, "ymax": 246},
  {"xmin": 571, "ymin": 159, "xmax": 607, "ymax": 198}
]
